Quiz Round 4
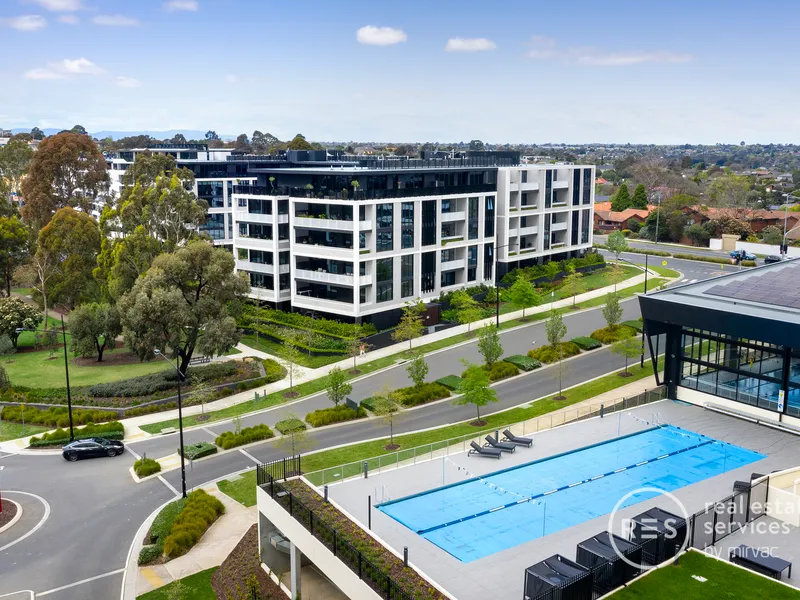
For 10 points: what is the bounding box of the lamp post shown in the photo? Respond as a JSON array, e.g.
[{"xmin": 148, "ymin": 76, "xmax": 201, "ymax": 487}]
[
  {"xmin": 18, "ymin": 315, "xmax": 74, "ymax": 441},
  {"xmin": 493, "ymin": 244, "xmax": 512, "ymax": 328},
  {"xmin": 154, "ymin": 349, "xmax": 187, "ymax": 498},
  {"xmin": 653, "ymin": 191, "xmax": 663, "ymax": 244}
]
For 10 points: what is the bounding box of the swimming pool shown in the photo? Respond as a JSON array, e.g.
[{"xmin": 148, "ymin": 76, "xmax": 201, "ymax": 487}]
[{"xmin": 378, "ymin": 425, "xmax": 764, "ymax": 562}]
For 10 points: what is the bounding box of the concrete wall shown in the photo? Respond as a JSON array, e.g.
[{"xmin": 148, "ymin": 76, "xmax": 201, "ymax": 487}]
[{"xmin": 735, "ymin": 240, "xmax": 800, "ymax": 257}]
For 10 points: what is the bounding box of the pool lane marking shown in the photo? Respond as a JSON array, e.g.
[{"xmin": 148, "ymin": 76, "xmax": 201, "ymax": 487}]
[{"xmin": 416, "ymin": 439, "xmax": 714, "ymax": 536}]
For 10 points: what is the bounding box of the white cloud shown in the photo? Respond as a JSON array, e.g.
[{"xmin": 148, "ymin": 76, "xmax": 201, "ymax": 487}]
[
  {"xmin": 527, "ymin": 36, "xmax": 692, "ymax": 66},
  {"xmin": 164, "ymin": 0, "xmax": 198, "ymax": 11},
  {"xmin": 29, "ymin": 0, "xmax": 83, "ymax": 11},
  {"xmin": 115, "ymin": 76, "xmax": 142, "ymax": 88},
  {"xmin": 2, "ymin": 15, "xmax": 47, "ymax": 31},
  {"xmin": 225, "ymin": 74, "xmax": 238, "ymax": 83},
  {"xmin": 24, "ymin": 67, "xmax": 64, "ymax": 80},
  {"xmin": 58, "ymin": 14, "xmax": 78, "ymax": 24},
  {"xmin": 356, "ymin": 25, "xmax": 407, "ymax": 46},
  {"xmin": 445, "ymin": 37, "xmax": 496, "ymax": 52},
  {"xmin": 61, "ymin": 57, "xmax": 103, "ymax": 74},
  {"xmin": 92, "ymin": 14, "xmax": 139, "ymax": 26}
]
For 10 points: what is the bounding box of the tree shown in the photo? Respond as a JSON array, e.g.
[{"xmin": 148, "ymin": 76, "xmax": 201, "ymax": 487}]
[
  {"xmin": 543, "ymin": 260, "xmax": 561, "ymax": 286},
  {"xmin": 458, "ymin": 306, "xmax": 483, "ymax": 333},
  {"xmin": 68, "ymin": 302, "xmax": 121, "ymax": 362},
  {"xmin": 685, "ymin": 223, "xmax": 710, "ymax": 246},
  {"xmin": 372, "ymin": 389, "xmax": 402, "ymax": 450},
  {"xmin": 30, "ymin": 127, "xmax": 44, "ymax": 140},
  {"xmin": 0, "ymin": 138, "xmax": 34, "ymax": 196},
  {"xmin": 406, "ymin": 351, "xmax": 428, "ymax": 388},
  {"xmin": 507, "ymin": 276, "xmax": 540, "ymax": 319},
  {"xmin": 477, "ymin": 324, "xmax": 503, "ymax": 367},
  {"xmin": 0, "ymin": 297, "xmax": 42, "ymax": 348},
  {"xmin": 70, "ymin": 124, "xmax": 87, "ymax": 135},
  {"xmin": 607, "ymin": 261, "xmax": 627, "ymax": 292},
  {"xmin": 39, "ymin": 328, "xmax": 59, "ymax": 358},
  {"xmin": 545, "ymin": 309, "xmax": 566, "ymax": 348},
  {"xmin": 0, "ymin": 334, "xmax": 15, "ymax": 363},
  {"xmin": 326, "ymin": 366, "xmax": 352, "ymax": 406},
  {"xmin": 454, "ymin": 360, "xmax": 498, "ymax": 426},
  {"xmin": 251, "ymin": 131, "xmax": 280, "ymax": 154},
  {"xmin": 644, "ymin": 209, "xmax": 670, "ymax": 241},
  {"xmin": 602, "ymin": 292, "xmax": 622, "ymax": 331},
  {"xmin": 665, "ymin": 210, "xmax": 687, "ymax": 242},
  {"xmin": 282, "ymin": 331, "xmax": 305, "ymax": 397},
  {"xmin": 346, "ymin": 324, "xmax": 369, "ymax": 374},
  {"xmin": 36, "ymin": 207, "xmax": 101, "ymax": 308},
  {"xmin": 16, "ymin": 249, "xmax": 57, "ymax": 327},
  {"xmin": 275, "ymin": 412, "xmax": 314, "ymax": 456},
  {"xmin": 117, "ymin": 241, "xmax": 250, "ymax": 376},
  {"xmin": 392, "ymin": 300, "xmax": 425, "ymax": 349},
  {"xmin": 189, "ymin": 378, "xmax": 215, "ymax": 418},
  {"xmin": 611, "ymin": 183, "xmax": 632, "ymax": 211},
  {"xmin": 234, "ymin": 133, "xmax": 252, "ymax": 153},
  {"xmin": 20, "ymin": 132, "xmax": 109, "ymax": 231},
  {"xmin": 631, "ymin": 184, "xmax": 648, "ymax": 209},
  {"xmin": 205, "ymin": 130, "xmax": 220, "ymax": 141},
  {"xmin": 707, "ymin": 174, "xmax": 751, "ymax": 208},
  {"xmin": 0, "ymin": 217, "xmax": 29, "ymax": 297},
  {"xmin": 762, "ymin": 226, "xmax": 783, "ymax": 246},
  {"xmin": 0, "ymin": 364, "xmax": 10, "ymax": 389},
  {"xmin": 169, "ymin": 133, "xmax": 187, "ymax": 144},
  {"xmin": 606, "ymin": 230, "xmax": 628, "ymax": 262},
  {"xmin": 468, "ymin": 140, "xmax": 485, "ymax": 151},
  {"xmin": 612, "ymin": 336, "xmax": 641, "ymax": 377},
  {"xmin": 95, "ymin": 226, "xmax": 163, "ymax": 301},
  {"xmin": 287, "ymin": 134, "xmax": 314, "ymax": 151},
  {"xmin": 561, "ymin": 265, "xmax": 585, "ymax": 307}
]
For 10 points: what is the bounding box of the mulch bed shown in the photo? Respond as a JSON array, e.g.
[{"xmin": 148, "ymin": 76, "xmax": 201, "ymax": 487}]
[
  {"xmin": 210, "ymin": 524, "xmax": 285, "ymax": 600},
  {"xmin": 0, "ymin": 498, "xmax": 18, "ymax": 529}
]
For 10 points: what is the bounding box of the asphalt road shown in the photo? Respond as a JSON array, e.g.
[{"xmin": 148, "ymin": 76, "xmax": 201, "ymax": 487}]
[{"xmin": 0, "ymin": 256, "xmax": 726, "ymax": 599}]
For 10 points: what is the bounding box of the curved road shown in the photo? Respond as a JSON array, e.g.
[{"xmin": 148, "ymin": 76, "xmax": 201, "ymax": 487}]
[{"xmin": 0, "ymin": 255, "xmax": 723, "ymax": 599}]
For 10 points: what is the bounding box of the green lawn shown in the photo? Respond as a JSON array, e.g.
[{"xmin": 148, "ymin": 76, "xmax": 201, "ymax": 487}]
[
  {"xmin": 11, "ymin": 287, "xmax": 32, "ymax": 296},
  {"xmin": 608, "ymin": 550, "xmax": 800, "ymax": 599},
  {"xmin": 3, "ymin": 347, "xmax": 169, "ymax": 388},
  {"xmin": 16, "ymin": 315, "xmax": 68, "ymax": 349},
  {"xmin": 0, "ymin": 420, "xmax": 48, "ymax": 442},
  {"xmin": 136, "ymin": 568, "xmax": 217, "ymax": 600},
  {"xmin": 218, "ymin": 474, "xmax": 257, "ymax": 507},
  {"xmin": 240, "ymin": 334, "xmax": 340, "ymax": 368}
]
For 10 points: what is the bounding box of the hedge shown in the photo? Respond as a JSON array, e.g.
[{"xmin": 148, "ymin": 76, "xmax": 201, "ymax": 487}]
[
  {"xmin": 673, "ymin": 253, "xmax": 734, "ymax": 265},
  {"xmin": 305, "ymin": 405, "xmax": 367, "ymax": 427},
  {"xmin": 622, "ymin": 320, "xmax": 644, "ymax": 332},
  {"xmin": 162, "ymin": 489, "xmax": 225, "ymax": 560},
  {"xmin": 435, "ymin": 375, "xmax": 464, "ymax": 390},
  {"xmin": 465, "ymin": 361, "xmax": 519, "ymax": 382},
  {"xmin": 215, "ymin": 424, "xmax": 274, "ymax": 450},
  {"xmin": 29, "ymin": 421, "xmax": 124, "ymax": 447},
  {"xmin": 262, "ymin": 358, "xmax": 287, "ymax": 383},
  {"xmin": 528, "ymin": 342, "xmax": 581, "ymax": 364},
  {"xmin": 358, "ymin": 397, "xmax": 379, "ymax": 412},
  {"xmin": 503, "ymin": 355, "xmax": 541, "ymax": 372},
  {"xmin": 139, "ymin": 497, "xmax": 187, "ymax": 565},
  {"xmin": 394, "ymin": 382, "xmax": 451, "ymax": 407},
  {"xmin": 501, "ymin": 253, "xmax": 605, "ymax": 285},
  {"xmin": 572, "ymin": 336, "xmax": 603, "ymax": 351},
  {"xmin": 180, "ymin": 442, "xmax": 217, "ymax": 460},
  {"xmin": 240, "ymin": 304, "xmax": 376, "ymax": 339},
  {"xmin": 1, "ymin": 405, "xmax": 116, "ymax": 427},
  {"xmin": 88, "ymin": 361, "xmax": 242, "ymax": 398},
  {"xmin": 594, "ymin": 243, "xmax": 671, "ymax": 257},
  {"xmin": 742, "ymin": 260, "xmax": 756, "ymax": 267},
  {"xmin": 275, "ymin": 418, "xmax": 307, "ymax": 435},
  {"xmin": 248, "ymin": 322, "xmax": 349, "ymax": 354},
  {"xmin": 134, "ymin": 457, "xmax": 161, "ymax": 478},
  {"xmin": 590, "ymin": 325, "xmax": 637, "ymax": 344}
]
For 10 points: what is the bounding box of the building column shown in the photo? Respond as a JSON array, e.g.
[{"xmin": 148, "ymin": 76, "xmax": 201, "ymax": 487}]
[
  {"xmin": 664, "ymin": 326, "xmax": 682, "ymax": 399},
  {"xmin": 289, "ymin": 541, "xmax": 302, "ymax": 600}
]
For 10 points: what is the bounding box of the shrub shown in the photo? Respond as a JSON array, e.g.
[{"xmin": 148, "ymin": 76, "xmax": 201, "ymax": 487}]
[
  {"xmin": 742, "ymin": 260, "xmax": 756, "ymax": 267},
  {"xmin": 262, "ymin": 358, "xmax": 286, "ymax": 383},
  {"xmin": 501, "ymin": 254, "xmax": 605, "ymax": 285},
  {"xmin": 622, "ymin": 320, "xmax": 644, "ymax": 332},
  {"xmin": 134, "ymin": 457, "xmax": 161, "ymax": 478},
  {"xmin": 215, "ymin": 424, "xmax": 274, "ymax": 450},
  {"xmin": 590, "ymin": 325, "xmax": 637, "ymax": 344},
  {"xmin": 483, "ymin": 361, "xmax": 519, "ymax": 382},
  {"xmin": 1, "ymin": 405, "xmax": 116, "ymax": 427},
  {"xmin": 162, "ymin": 490, "xmax": 225, "ymax": 559},
  {"xmin": 435, "ymin": 375, "xmax": 464, "ymax": 390},
  {"xmin": 394, "ymin": 382, "xmax": 451, "ymax": 407},
  {"xmin": 275, "ymin": 418, "xmax": 306, "ymax": 435},
  {"xmin": 137, "ymin": 544, "xmax": 162, "ymax": 565},
  {"xmin": 595, "ymin": 243, "xmax": 670, "ymax": 257},
  {"xmin": 28, "ymin": 421, "xmax": 124, "ymax": 447},
  {"xmin": 358, "ymin": 397, "xmax": 379, "ymax": 412},
  {"xmin": 239, "ymin": 304, "xmax": 376, "ymax": 339},
  {"xmin": 124, "ymin": 402, "xmax": 177, "ymax": 418},
  {"xmin": 572, "ymin": 336, "xmax": 603, "ymax": 351},
  {"xmin": 503, "ymin": 355, "xmax": 541, "ymax": 371},
  {"xmin": 305, "ymin": 405, "xmax": 367, "ymax": 427},
  {"xmin": 528, "ymin": 342, "xmax": 581, "ymax": 364},
  {"xmin": 180, "ymin": 442, "xmax": 217, "ymax": 460},
  {"xmin": 88, "ymin": 361, "xmax": 245, "ymax": 398},
  {"xmin": 673, "ymin": 253, "xmax": 732, "ymax": 265}
]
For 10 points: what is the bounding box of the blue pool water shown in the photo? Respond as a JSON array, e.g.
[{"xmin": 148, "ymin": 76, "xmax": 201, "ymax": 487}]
[{"xmin": 378, "ymin": 426, "xmax": 764, "ymax": 562}]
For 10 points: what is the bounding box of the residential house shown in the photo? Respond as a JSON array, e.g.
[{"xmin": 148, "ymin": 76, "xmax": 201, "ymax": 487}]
[{"xmin": 593, "ymin": 208, "xmax": 649, "ymax": 233}]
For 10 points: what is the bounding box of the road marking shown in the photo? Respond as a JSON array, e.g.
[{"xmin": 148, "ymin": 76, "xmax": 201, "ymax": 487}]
[
  {"xmin": 202, "ymin": 427, "xmax": 217, "ymax": 438},
  {"xmin": 126, "ymin": 446, "xmax": 141, "ymax": 460},
  {"xmin": 139, "ymin": 567, "xmax": 165, "ymax": 589},
  {"xmin": 0, "ymin": 592, "xmax": 34, "ymax": 600},
  {"xmin": 0, "ymin": 491, "xmax": 51, "ymax": 553},
  {"xmin": 689, "ymin": 279, "xmax": 698, "ymax": 283},
  {"xmin": 38, "ymin": 568, "xmax": 125, "ymax": 597},
  {"xmin": 680, "ymin": 278, "xmax": 688, "ymax": 282},
  {"xmin": 157, "ymin": 475, "xmax": 180, "ymax": 496},
  {"xmin": 239, "ymin": 448, "xmax": 261, "ymax": 465}
]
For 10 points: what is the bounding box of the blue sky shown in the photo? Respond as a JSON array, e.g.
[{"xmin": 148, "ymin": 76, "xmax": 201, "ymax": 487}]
[{"xmin": 1, "ymin": 0, "xmax": 799, "ymax": 143}]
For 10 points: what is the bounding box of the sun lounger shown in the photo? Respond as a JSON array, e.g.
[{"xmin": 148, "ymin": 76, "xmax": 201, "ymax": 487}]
[
  {"xmin": 502, "ymin": 429, "xmax": 533, "ymax": 447},
  {"xmin": 485, "ymin": 434, "xmax": 516, "ymax": 453},
  {"xmin": 469, "ymin": 441, "xmax": 502, "ymax": 459}
]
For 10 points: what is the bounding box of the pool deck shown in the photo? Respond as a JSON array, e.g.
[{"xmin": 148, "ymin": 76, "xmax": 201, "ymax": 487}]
[{"xmin": 325, "ymin": 399, "xmax": 800, "ymax": 600}]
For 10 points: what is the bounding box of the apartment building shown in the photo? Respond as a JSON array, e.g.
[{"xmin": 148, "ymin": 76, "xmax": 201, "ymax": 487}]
[{"xmin": 106, "ymin": 146, "xmax": 595, "ymax": 327}]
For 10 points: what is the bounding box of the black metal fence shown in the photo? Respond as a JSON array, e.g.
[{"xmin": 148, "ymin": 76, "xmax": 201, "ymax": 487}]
[{"xmin": 258, "ymin": 460, "xmax": 416, "ymax": 600}]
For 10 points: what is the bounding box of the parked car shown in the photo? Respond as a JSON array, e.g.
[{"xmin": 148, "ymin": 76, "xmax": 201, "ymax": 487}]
[
  {"xmin": 764, "ymin": 255, "xmax": 784, "ymax": 264},
  {"xmin": 730, "ymin": 250, "xmax": 756, "ymax": 261},
  {"xmin": 62, "ymin": 437, "xmax": 124, "ymax": 462}
]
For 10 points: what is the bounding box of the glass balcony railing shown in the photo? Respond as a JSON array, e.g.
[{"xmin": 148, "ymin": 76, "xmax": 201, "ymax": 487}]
[{"xmin": 289, "ymin": 183, "xmax": 495, "ymax": 201}]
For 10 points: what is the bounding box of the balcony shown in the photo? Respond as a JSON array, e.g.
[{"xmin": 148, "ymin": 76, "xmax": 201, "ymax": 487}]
[
  {"xmin": 294, "ymin": 216, "xmax": 356, "ymax": 232},
  {"xmin": 441, "ymin": 258, "xmax": 466, "ymax": 271},
  {"xmin": 551, "ymin": 241, "xmax": 567, "ymax": 249},
  {"xmin": 358, "ymin": 220, "xmax": 372, "ymax": 231},
  {"xmin": 235, "ymin": 210, "xmax": 273, "ymax": 225},
  {"xmin": 236, "ymin": 236, "xmax": 273, "ymax": 250},
  {"xmin": 441, "ymin": 235, "xmax": 464, "ymax": 246},
  {"xmin": 294, "ymin": 241, "xmax": 354, "ymax": 259},
  {"xmin": 440, "ymin": 210, "xmax": 466, "ymax": 223},
  {"xmin": 551, "ymin": 221, "xmax": 568, "ymax": 232},
  {"xmin": 520, "ymin": 225, "xmax": 539, "ymax": 235},
  {"xmin": 294, "ymin": 269, "xmax": 361, "ymax": 286},
  {"xmin": 236, "ymin": 260, "xmax": 274, "ymax": 274},
  {"xmin": 553, "ymin": 180, "xmax": 569, "ymax": 190},
  {"xmin": 288, "ymin": 183, "xmax": 495, "ymax": 201},
  {"xmin": 521, "ymin": 204, "xmax": 539, "ymax": 211},
  {"xmin": 232, "ymin": 184, "xmax": 289, "ymax": 196}
]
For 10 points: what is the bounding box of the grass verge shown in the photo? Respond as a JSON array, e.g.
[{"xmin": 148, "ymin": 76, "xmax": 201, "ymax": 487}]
[
  {"xmin": 136, "ymin": 567, "xmax": 217, "ymax": 600},
  {"xmin": 217, "ymin": 475, "xmax": 257, "ymax": 508},
  {"xmin": 0, "ymin": 420, "xmax": 48, "ymax": 442}
]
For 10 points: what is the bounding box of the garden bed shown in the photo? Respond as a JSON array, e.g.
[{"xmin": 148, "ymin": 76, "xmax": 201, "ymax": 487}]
[
  {"xmin": 139, "ymin": 497, "xmax": 187, "ymax": 565},
  {"xmin": 528, "ymin": 342, "xmax": 581, "ymax": 363},
  {"xmin": 210, "ymin": 524, "xmax": 286, "ymax": 599},
  {"xmin": 28, "ymin": 421, "xmax": 124, "ymax": 447},
  {"xmin": 215, "ymin": 424, "xmax": 274, "ymax": 450},
  {"xmin": 393, "ymin": 382, "xmax": 451, "ymax": 407},
  {"xmin": 0, "ymin": 498, "xmax": 18, "ymax": 529},
  {"xmin": 590, "ymin": 325, "xmax": 637, "ymax": 344},
  {"xmin": 435, "ymin": 375, "xmax": 463, "ymax": 390},
  {"xmin": 305, "ymin": 405, "xmax": 367, "ymax": 427},
  {"xmin": 503, "ymin": 355, "xmax": 541, "ymax": 372},
  {"xmin": 180, "ymin": 441, "xmax": 217, "ymax": 460}
]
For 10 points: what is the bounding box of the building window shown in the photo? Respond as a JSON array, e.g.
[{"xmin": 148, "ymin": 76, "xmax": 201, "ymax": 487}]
[
  {"xmin": 484, "ymin": 243, "xmax": 493, "ymax": 281},
  {"xmin": 401, "ymin": 202, "xmax": 414, "ymax": 249},
  {"xmin": 198, "ymin": 181, "xmax": 225, "ymax": 209},
  {"xmin": 521, "ymin": 170, "xmax": 528, "ymax": 183},
  {"xmin": 468, "ymin": 197, "xmax": 479, "ymax": 240},
  {"xmin": 422, "ymin": 200, "xmax": 436, "ymax": 246},
  {"xmin": 360, "ymin": 286, "xmax": 368, "ymax": 304},
  {"xmin": 581, "ymin": 209, "xmax": 591, "ymax": 244},
  {"xmin": 401, "ymin": 255, "xmax": 414, "ymax": 298},
  {"xmin": 468, "ymin": 245, "xmax": 478, "ymax": 282},
  {"xmin": 237, "ymin": 248, "xmax": 247, "ymax": 260},
  {"xmin": 376, "ymin": 258, "xmax": 393, "ymax": 303},
  {"xmin": 239, "ymin": 223, "xmax": 272, "ymax": 239},
  {"xmin": 572, "ymin": 211, "xmax": 580, "ymax": 246},
  {"xmin": 545, "ymin": 170, "xmax": 553, "ymax": 209},
  {"xmin": 249, "ymin": 272, "xmax": 274, "ymax": 290},
  {"xmin": 421, "ymin": 251, "xmax": 436, "ymax": 293},
  {"xmin": 279, "ymin": 273, "xmax": 290, "ymax": 290},
  {"xmin": 485, "ymin": 196, "xmax": 495, "ymax": 237},
  {"xmin": 376, "ymin": 203, "xmax": 393, "ymax": 252},
  {"xmin": 582, "ymin": 169, "xmax": 592, "ymax": 204},
  {"xmin": 249, "ymin": 249, "xmax": 273, "ymax": 264},
  {"xmin": 441, "ymin": 271, "xmax": 456, "ymax": 287},
  {"xmin": 248, "ymin": 199, "xmax": 272, "ymax": 215},
  {"xmin": 201, "ymin": 214, "xmax": 225, "ymax": 239},
  {"xmin": 280, "ymin": 251, "xmax": 290, "ymax": 265},
  {"xmin": 573, "ymin": 169, "xmax": 581, "ymax": 206},
  {"xmin": 543, "ymin": 214, "xmax": 551, "ymax": 250},
  {"xmin": 227, "ymin": 181, "xmax": 233, "ymax": 207}
]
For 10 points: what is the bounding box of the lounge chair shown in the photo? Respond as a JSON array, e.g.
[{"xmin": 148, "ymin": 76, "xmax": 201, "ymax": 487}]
[
  {"xmin": 502, "ymin": 429, "xmax": 533, "ymax": 448},
  {"xmin": 485, "ymin": 434, "xmax": 516, "ymax": 453},
  {"xmin": 469, "ymin": 441, "xmax": 502, "ymax": 459}
]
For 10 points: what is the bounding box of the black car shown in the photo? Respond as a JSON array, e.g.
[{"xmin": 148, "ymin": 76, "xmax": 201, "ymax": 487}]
[
  {"xmin": 764, "ymin": 255, "xmax": 784, "ymax": 264},
  {"xmin": 62, "ymin": 437, "xmax": 124, "ymax": 461}
]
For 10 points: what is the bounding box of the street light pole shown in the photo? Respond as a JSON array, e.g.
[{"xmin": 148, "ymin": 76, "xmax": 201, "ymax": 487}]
[
  {"xmin": 155, "ymin": 350, "xmax": 187, "ymax": 498},
  {"xmin": 493, "ymin": 244, "xmax": 511, "ymax": 328},
  {"xmin": 61, "ymin": 316, "xmax": 74, "ymax": 442},
  {"xmin": 653, "ymin": 191, "xmax": 663, "ymax": 244}
]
